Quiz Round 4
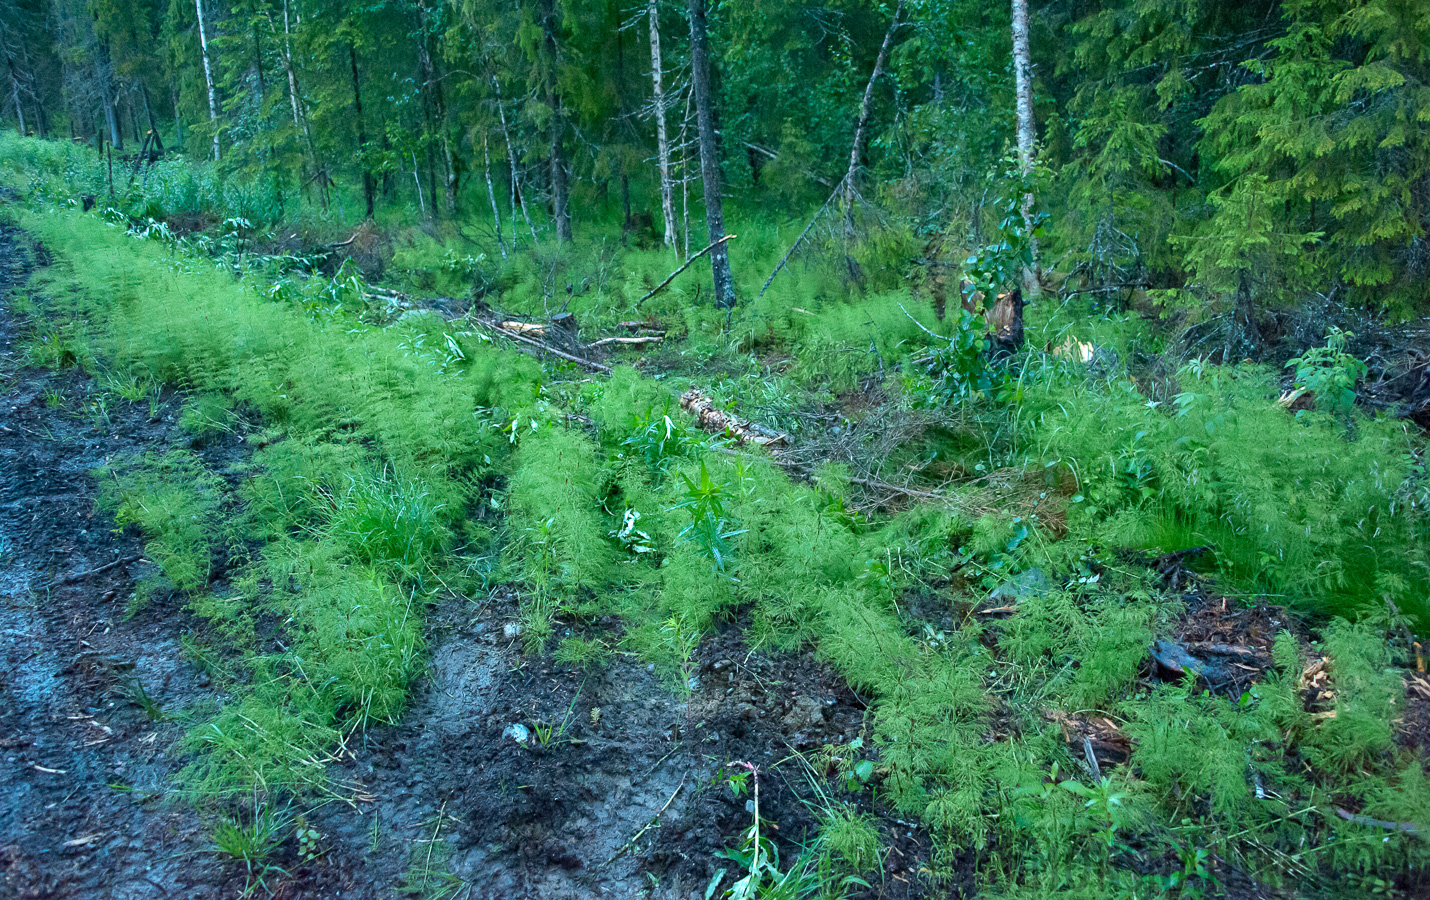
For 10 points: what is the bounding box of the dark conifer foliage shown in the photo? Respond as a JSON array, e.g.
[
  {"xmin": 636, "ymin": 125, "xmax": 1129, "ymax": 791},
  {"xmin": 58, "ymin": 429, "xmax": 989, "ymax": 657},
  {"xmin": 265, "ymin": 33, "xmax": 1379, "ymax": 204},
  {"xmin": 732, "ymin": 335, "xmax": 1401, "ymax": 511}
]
[{"xmin": 2, "ymin": 0, "xmax": 1425, "ymax": 315}]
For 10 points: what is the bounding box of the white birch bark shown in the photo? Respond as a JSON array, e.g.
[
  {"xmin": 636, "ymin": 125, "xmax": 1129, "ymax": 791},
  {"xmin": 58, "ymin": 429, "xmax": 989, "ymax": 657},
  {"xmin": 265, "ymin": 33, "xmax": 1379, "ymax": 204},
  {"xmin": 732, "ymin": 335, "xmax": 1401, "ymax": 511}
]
[
  {"xmin": 196, "ymin": 0, "xmax": 220, "ymax": 161},
  {"xmin": 1011, "ymin": 0, "xmax": 1039, "ymax": 294},
  {"xmin": 648, "ymin": 0, "xmax": 677, "ymax": 256}
]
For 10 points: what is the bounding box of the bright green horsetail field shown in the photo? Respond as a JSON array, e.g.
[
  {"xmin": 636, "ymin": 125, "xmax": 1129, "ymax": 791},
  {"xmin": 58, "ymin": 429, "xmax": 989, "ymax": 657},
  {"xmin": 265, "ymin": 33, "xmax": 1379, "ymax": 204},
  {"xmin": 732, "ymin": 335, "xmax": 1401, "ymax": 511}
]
[{"xmin": 4, "ymin": 155, "xmax": 1430, "ymax": 897}]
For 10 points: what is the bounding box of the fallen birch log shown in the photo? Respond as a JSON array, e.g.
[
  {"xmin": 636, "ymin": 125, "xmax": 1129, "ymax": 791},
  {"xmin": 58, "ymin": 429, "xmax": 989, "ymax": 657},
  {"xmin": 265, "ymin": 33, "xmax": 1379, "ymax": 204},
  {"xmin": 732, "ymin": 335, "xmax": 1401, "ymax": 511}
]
[
  {"xmin": 679, "ymin": 389, "xmax": 787, "ymax": 447},
  {"xmin": 589, "ymin": 335, "xmax": 664, "ymax": 348}
]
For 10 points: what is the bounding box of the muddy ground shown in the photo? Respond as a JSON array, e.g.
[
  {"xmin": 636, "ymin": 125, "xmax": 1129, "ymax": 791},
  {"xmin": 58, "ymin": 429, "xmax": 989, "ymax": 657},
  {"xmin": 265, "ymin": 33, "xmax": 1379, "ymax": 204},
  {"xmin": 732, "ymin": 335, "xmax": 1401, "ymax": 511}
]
[{"xmin": 0, "ymin": 218, "xmax": 933, "ymax": 899}]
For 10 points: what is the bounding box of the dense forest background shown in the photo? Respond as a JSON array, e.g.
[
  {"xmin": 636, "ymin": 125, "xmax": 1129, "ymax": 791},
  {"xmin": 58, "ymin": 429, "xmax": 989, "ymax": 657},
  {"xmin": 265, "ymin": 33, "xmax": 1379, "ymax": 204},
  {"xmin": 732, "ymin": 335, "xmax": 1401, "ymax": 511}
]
[{"xmin": 2, "ymin": 0, "xmax": 1428, "ymax": 324}]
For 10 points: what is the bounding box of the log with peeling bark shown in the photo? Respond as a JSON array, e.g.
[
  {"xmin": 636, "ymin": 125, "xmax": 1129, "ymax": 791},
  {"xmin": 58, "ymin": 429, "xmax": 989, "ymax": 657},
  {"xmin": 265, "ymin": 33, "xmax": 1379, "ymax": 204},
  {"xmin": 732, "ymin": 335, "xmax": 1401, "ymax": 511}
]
[
  {"xmin": 589, "ymin": 335, "xmax": 664, "ymax": 348},
  {"xmin": 679, "ymin": 389, "xmax": 787, "ymax": 447},
  {"xmin": 497, "ymin": 320, "xmax": 546, "ymax": 336}
]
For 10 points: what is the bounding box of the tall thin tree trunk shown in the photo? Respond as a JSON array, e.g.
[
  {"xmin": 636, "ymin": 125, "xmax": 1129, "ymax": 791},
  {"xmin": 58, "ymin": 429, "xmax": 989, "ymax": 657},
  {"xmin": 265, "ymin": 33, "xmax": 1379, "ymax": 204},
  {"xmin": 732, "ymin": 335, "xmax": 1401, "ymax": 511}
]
[
  {"xmin": 3, "ymin": 45, "xmax": 26, "ymax": 134},
  {"xmin": 252, "ymin": 26, "xmax": 267, "ymax": 110},
  {"xmin": 6, "ymin": 65, "xmax": 24, "ymax": 135},
  {"xmin": 548, "ymin": 112, "xmax": 571, "ymax": 241},
  {"xmin": 349, "ymin": 45, "xmax": 374, "ymax": 218},
  {"xmin": 539, "ymin": 0, "xmax": 572, "ymax": 242},
  {"xmin": 17, "ymin": 40, "xmax": 45, "ymax": 136},
  {"xmin": 1011, "ymin": 0, "xmax": 1038, "ymax": 296},
  {"xmin": 493, "ymin": 82, "xmax": 537, "ymax": 244},
  {"xmin": 686, "ymin": 0, "xmax": 735, "ymax": 307},
  {"xmin": 433, "ymin": 68, "xmax": 456, "ymax": 212},
  {"xmin": 277, "ymin": 0, "xmax": 324, "ymax": 206},
  {"xmin": 484, "ymin": 134, "xmax": 506, "ymax": 258},
  {"xmin": 648, "ymin": 0, "xmax": 677, "ymax": 257},
  {"xmin": 198, "ymin": 0, "xmax": 223, "ymax": 160},
  {"xmin": 679, "ymin": 86, "xmax": 691, "ymax": 257},
  {"xmin": 101, "ymin": 91, "xmax": 121, "ymax": 150},
  {"xmin": 281, "ymin": 0, "xmax": 302, "ymax": 131},
  {"xmin": 843, "ymin": 0, "xmax": 903, "ymax": 234},
  {"xmin": 173, "ymin": 90, "xmax": 184, "ymax": 151}
]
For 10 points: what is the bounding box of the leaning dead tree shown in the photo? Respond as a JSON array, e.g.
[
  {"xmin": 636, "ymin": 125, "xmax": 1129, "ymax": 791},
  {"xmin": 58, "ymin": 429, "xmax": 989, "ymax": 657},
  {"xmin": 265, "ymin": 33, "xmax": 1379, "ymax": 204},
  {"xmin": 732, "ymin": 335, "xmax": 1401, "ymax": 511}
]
[
  {"xmin": 843, "ymin": 0, "xmax": 904, "ymax": 235},
  {"xmin": 759, "ymin": 2, "xmax": 905, "ymax": 296}
]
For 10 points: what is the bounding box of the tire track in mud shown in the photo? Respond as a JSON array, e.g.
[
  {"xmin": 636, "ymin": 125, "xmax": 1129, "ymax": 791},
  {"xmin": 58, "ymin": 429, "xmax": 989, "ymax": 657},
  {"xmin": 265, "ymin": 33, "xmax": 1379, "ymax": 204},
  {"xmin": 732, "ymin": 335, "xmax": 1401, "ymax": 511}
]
[{"xmin": 0, "ymin": 220, "xmax": 234, "ymax": 898}]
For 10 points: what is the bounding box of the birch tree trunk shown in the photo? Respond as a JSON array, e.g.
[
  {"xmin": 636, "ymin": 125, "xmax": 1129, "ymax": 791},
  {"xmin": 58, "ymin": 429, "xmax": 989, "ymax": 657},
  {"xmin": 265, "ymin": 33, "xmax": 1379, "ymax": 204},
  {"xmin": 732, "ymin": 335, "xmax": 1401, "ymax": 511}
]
[
  {"xmin": 484, "ymin": 134, "xmax": 506, "ymax": 258},
  {"xmin": 1011, "ymin": 0, "xmax": 1039, "ymax": 295},
  {"xmin": 493, "ymin": 81, "xmax": 538, "ymax": 244},
  {"xmin": 686, "ymin": 0, "xmax": 736, "ymax": 308},
  {"xmin": 648, "ymin": 0, "xmax": 676, "ymax": 256},
  {"xmin": 842, "ymin": 0, "xmax": 903, "ymax": 234},
  {"xmin": 196, "ymin": 0, "xmax": 219, "ymax": 161},
  {"xmin": 276, "ymin": 0, "xmax": 324, "ymax": 206}
]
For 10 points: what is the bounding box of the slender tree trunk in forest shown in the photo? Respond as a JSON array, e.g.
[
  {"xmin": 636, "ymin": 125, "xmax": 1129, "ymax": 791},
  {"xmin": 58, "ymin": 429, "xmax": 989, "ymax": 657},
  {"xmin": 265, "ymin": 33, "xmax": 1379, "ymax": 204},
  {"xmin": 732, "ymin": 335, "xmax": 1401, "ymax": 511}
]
[
  {"xmin": 3, "ymin": 45, "xmax": 26, "ymax": 135},
  {"xmin": 493, "ymin": 81, "xmax": 538, "ymax": 244},
  {"xmin": 493, "ymin": 85, "xmax": 538, "ymax": 244},
  {"xmin": 648, "ymin": 0, "xmax": 676, "ymax": 256},
  {"xmin": 13, "ymin": 40, "xmax": 44, "ymax": 137},
  {"xmin": 431, "ymin": 65, "xmax": 456, "ymax": 213},
  {"xmin": 679, "ymin": 86, "xmax": 691, "ymax": 257},
  {"xmin": 484, "ymin": 134, "xmax": 506, "ymax": 258},
  {"xmin": 276, "ymin": 0, "xmax": 324, "ymax": 206},
  {"xmin": 6, "ymin": 59, "xmax": 24, "ymax": 135},
  {"xmin": 279, "ymin": 0, "xmax": 302, "ymax": 134},
  {"xmin": 413, "ymin": 30, "xmax": 439, "ymax": 215},
  {"xmin": 548, "ymin": 112, "xmax": 572, "ymax": 241},
  {"xmin": 686, "ymin": 0, "xmax": 735, "ymax": 308},
  {"xmin": 1011, "ymin": 0, "xmax": 1039, "ymax": 296},
  {"xmin": 538, "ymin": 0, "xmax": 572, "ymax": 242},
  {"xmin": 349, "ymin": 45, "xmax": 374, "ymax": 218},
  {"xmin": 196, "ymin": 0, "xmax": 219, "ymax": 160},
  {"xmin": 173, "ymin": 90, "xmax": 184, "ymax": 151},
  {"xmin": 101, "ymin": 86, "xmax": 121, "ymax": 150},
  {"xmin": 253, "ymin": 26, "xmax": 266, "ymax": 106},
  {"xmin": 843, "ymin": 0, "xmax": 903, "ymax": 235}
]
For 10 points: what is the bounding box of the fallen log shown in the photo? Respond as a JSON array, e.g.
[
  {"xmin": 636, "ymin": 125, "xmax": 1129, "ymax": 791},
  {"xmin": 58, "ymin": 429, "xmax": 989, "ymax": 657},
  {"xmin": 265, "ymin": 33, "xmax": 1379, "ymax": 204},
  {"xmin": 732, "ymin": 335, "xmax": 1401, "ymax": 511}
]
[
  {"xmin": 497, "ymin": 320, "xmax": 547, "ymax": 337},
  {"xmin": 679, "ymin": 389, "xmax": 786, "ymax": 447},
  {"xmin": 589, "ymin": 335, "xmax": 664, "ymax": 348},
  {"xmin": 478, "ymin": 317, "xmax": 612, "ymax": 374}
]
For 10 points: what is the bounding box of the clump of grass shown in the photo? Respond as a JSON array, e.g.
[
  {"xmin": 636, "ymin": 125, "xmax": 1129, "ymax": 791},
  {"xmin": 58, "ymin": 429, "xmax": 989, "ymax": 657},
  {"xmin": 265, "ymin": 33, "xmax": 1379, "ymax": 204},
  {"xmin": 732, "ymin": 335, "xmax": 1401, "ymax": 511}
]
[
  {"xmin": 330, "ymin": 467, "xmax": 453, "ymax": 575},
  {"xmin": 210, "ymin": 802, "xmax": 290, "ymax": 895}
]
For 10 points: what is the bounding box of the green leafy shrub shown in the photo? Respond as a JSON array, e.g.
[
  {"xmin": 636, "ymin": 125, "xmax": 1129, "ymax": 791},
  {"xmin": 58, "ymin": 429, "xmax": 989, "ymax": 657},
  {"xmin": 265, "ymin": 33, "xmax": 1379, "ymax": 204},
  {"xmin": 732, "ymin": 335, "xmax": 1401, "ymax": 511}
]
[{"xmin": 1286, "ymin": 327, "xmax": 1367, "ymax": 416}]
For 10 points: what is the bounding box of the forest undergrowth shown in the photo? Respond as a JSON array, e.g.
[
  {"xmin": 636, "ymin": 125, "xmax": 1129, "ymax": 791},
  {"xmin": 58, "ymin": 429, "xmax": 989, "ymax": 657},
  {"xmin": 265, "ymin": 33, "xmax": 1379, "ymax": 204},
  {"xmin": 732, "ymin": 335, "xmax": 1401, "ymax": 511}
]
[{"xmin": 3, "ymin": 138, "xmax": 1430, "ymax": 898}]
